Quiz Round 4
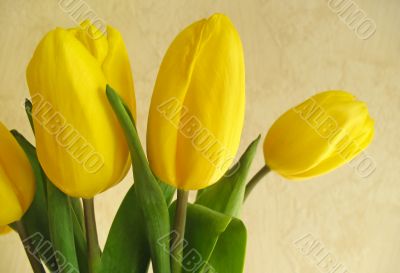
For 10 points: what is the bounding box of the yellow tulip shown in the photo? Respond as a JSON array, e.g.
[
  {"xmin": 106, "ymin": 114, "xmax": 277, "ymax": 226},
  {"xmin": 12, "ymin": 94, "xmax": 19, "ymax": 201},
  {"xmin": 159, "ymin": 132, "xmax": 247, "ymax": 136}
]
[
  {"xmin": 147, "ymin": 14, "xmax": 245, "ymax": 190},
  {"xmin": 0, "ymin": 123, "xmax": 35, "ymax": 226},
  {"xmin": 263, "ymin": 90, "xmax": 374, "ymax": 179},
  {"xmin": 26, "ymin": 21, "xmax": 136, "ymax": 198},
  {"xmin": 0, "ymin": 226, "xmax": 12, "ymax": 235}
]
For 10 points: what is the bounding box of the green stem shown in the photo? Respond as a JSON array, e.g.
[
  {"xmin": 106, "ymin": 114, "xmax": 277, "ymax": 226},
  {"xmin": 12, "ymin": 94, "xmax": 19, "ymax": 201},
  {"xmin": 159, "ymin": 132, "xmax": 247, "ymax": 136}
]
[
  {"xmin": 83, "ymin": 198, "xmax": 101, "ymax": 273},
  {"xmin": 171, "ymin": 190, "xmax": 189, "ymax": 273},
  {"xmin": 244, "ymin": 165, "xmax": 270, "ymax": 200},
  {"xmin": 14, "ymin": 221, "xmax": 46, "ymax": 273}
]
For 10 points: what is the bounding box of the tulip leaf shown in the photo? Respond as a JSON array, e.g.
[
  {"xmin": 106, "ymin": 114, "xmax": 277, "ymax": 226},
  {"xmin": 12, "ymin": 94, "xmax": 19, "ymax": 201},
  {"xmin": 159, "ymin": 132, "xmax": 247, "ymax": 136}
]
[
  {"xmin": 207, "ymin": 218, "xmax": 247, "ymax": 273},
  {"xmin": 13, "ymin": 129, "xmax": 87, "ymax": 273},
  {"xmin": 69, "ymin": 198, "xmax": 85, "ymax": 234},
  {"xmin": 11, "ymin": 130, "xmax": 59, "ymax": 272},
  {"xmin": 100, "ymin": 186, "xmax": 149, "ymax": 273},
  {"xmin": 169, "ymin": 203, "xmax": 247, "ymax": 273},
  {"xmin": 106, "ymin": 85, "xmax": 172, "ymax": 273},
  {"xmin": 25, "ymin": 98, "xmax": 35, "ymax": 132},
  {"xmin": 100, "ymin": 182, "xmax": 174, "ymax": 273},
  {"xmin": 70, "ymin": 198, "xmax": 89, "ymax": 273},
  {"xmin": 196, "ymin": 136, "xmax": 260, "ymax": 217},
  {"xmin": 47, "ymin": 181, "xmax": 80, "ymax": 273}
]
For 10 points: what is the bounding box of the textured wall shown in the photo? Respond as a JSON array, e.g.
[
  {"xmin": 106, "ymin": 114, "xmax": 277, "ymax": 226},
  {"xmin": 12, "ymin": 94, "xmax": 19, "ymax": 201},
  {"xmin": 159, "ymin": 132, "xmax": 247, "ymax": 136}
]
[{"xmin": 0, "ymin": 0, "xmax": 399, "ymax": 272}]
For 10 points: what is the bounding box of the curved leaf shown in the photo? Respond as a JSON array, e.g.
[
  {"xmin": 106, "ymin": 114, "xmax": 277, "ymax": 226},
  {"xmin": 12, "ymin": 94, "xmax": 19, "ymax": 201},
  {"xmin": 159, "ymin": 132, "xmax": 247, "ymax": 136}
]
[
  {"xmin": 11, "ymin": 130, "xmax": 59, "ymax": 272},
  {"xmin": 70, "ymin": 198, "xmax": 88, "ymax": 273},
  {"xmin": 13, "ymin": 129, "xmax": 86, "ymax": 273},
  {"xmin": 169, "ymin": 203, "xmax": 246, "ymax": 273},
  {"xmin": 196, "ymin": 136, "xmax": 260, "ymax": 217},
  {"xmin": 207, "ymin": 218, "xmax": 247, "ymax": 273},
  {"xmin": 47, "ymin": 181, "xmax": 80, "ymax": 273},
  {"xmin": 100, "ymin": 182, "xmax": 174, "ymax": 273},
  {"xmin": 106, "ymin": 85, "xmax": 172, "ymax": 273}
]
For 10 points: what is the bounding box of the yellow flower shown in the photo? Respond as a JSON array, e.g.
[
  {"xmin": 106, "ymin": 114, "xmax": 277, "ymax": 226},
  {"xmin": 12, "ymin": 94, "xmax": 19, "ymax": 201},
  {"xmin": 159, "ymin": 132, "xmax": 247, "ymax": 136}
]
[
  {"xmin": 147, "ymin": 14, "xmax": 245, "ymax": 190},
  {"xmin": 263, "ymin": 91, "xmax": 374, "ymax": 179},
  {"xmin": 0, "ymin": 123, "xmax": 35, "ymax": 226},
  {"xmin": 0, "ymin": 226, "xmax": 12, "ymax": 235},
  {"xmin": 26, "ymin": 21, "xmax": 136, "ymax": 198}
]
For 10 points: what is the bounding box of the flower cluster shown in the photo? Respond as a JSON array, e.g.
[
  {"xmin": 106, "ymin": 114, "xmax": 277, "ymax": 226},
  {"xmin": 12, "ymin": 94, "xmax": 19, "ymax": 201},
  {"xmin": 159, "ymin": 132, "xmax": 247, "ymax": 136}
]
[{"xmin": 0, "ymin": 14, "xmax": 373, "ymax": 273}]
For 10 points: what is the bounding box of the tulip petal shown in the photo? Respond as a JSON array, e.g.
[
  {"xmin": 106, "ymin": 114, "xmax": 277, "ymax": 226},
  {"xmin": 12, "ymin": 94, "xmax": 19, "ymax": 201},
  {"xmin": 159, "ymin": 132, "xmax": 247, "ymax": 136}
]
[
  {"xmin": 102, "ymin": 25, "xmax": 137, "ymax": 183},
  {"xmin": 0, "ymin": 225, "xmax": 12, "ymax": 235},
  {"xmin": 26, "ymin": 28, "xmax": 129, "ymax": 198},
  {"xmin": 69, "ymin": 20, "xmax": 109, "ymax": 64},
  {"xmin": 0, "ymin": 123, "xmax": 35, "ymax": 225},
  {"xmin": 0, "ymin": 166, "xmax": 23, "ymax": 225},
  {"xmin": 264, "ymin": 90, "xmax": 374, "ymax": 179},
  {"xmin": 147, "ymin": 19, "xmax": 206, "ymax": 186},
  {"xmin": 102, "ymin": 25, "xmax": 136, "ymax": 119},
  {"xmin": 147, "ymin": 14, "xmax": 245, "ymax": 190},
  {"xmin": 176, "ymin": 14, "xmax": 245, "ymax": 189},
  {"xmin": 282, "ymin": 127, "xmax": 374, "ymax": 180}
]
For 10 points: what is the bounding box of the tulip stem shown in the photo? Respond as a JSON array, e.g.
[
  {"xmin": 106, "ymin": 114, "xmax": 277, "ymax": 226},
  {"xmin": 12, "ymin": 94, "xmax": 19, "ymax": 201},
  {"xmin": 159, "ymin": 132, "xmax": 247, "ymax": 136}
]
[
  {"xmin": 171, "ymin": 190, "xmax": 189, "ymax": 273},
  {"xmin": 244, "ymin": 165, "xmax": 270, "ymax": 200},
  {"xmin": 83, "ymin": 198, "xmax": 101, "ymax": 273},
  {"xmin": 14, "ymin": 221, "xmax": 46, "ymax": 273}
]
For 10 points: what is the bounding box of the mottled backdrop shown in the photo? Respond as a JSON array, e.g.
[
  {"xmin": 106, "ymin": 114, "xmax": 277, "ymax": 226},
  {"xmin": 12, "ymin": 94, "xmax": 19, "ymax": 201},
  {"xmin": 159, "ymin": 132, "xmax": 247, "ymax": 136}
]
[{"xmin": 0, "ymin": 0, "xmax": 399, "ymax": 272}]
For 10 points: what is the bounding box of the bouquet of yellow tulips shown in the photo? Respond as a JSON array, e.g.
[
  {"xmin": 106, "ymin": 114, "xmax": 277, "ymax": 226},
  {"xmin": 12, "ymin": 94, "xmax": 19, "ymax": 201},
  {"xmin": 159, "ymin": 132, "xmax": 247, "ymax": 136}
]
[{"xmin": 0, "ymin": 13, "xmax": 374, "ymax": 273}]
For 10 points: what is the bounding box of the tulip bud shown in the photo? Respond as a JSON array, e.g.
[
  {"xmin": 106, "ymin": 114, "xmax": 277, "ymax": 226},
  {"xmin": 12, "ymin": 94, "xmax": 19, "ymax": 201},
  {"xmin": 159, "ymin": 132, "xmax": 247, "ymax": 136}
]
[
  {"xmin": 26, "ymin": 21, "xmax": 136, "ymax": 198},
  {"xmin": 0, "ymin": 123, "xmax": 35, "ymax": 226},
  {"xmin": 263, "ymin": 91, "xmax": 374, "ymax": 179},
  {"xmin": 147, "ymin": 14, "xmax": 245, "ymax": 190}
]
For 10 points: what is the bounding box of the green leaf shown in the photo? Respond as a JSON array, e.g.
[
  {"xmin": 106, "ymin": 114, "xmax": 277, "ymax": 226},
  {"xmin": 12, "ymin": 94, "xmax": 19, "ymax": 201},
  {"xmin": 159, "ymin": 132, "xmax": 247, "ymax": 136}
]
[
  {"xmin": 12, "ymin": 131, "xmax": 48, "ymax": 234},
  {"xmin": 47, "ymin": 181, "xmax": 80, "ymax": 273},
  {"xmin": 24, "ymin": 98, "xmax": 35, "ymax": 132},
  {"xmin": 168, "ymin": 203, "xmax": 247, "ymax": 273},
  {"xmin": 100, "ymin": 186, "xmax": 149, "ymax": 273},
  {"xmin": 13, "ymin": 127, "xmax": 87, "ymax": 273},
  {"xmin": 100, "ymin": 182, "xmax": 174, "ymax": 273},
  {"xmin": 196, "ymin": 136, "xmax": 260, "ymax": 217},
  {"xmin": 207, "ymin": 218, "xmax": 247, "ymax": 273},
  {"xmin": 70, "ymin": 198, "xmax": 85, "ymax": 235},
  {"xmin": 106, "ymin": 85, "xmax": 172, "ymax": 273},
  {"xmin": 11, "ymin": 130, "xmax": 59, "ymax": 272},
  {"xmin": 70, "ymin": 198, "xmax": 89, "ymax": 273}
]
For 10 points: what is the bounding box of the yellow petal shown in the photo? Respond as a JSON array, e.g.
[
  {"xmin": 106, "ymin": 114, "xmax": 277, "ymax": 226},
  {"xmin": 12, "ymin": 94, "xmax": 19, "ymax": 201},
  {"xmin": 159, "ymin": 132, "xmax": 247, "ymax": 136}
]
[
  {"xmin": 147, "ymin": 14, "xmax": 245, "ymax": 189},
  {"xmin": 0, "ymin": 166, "xmax": 24, "ymax": 226},
  {"xmin": 264, "ymin": 90, "xmax": 374, "ymax": 179},
  {"xmin": 281, "ymin": 130, "xmax": 373, "ymax": 180},
  {"xmin": 26, "ymin": 25, "xmax": 133, "ymax": 198},
  {"xmin": 0, "ymin": 123, "xmax": 35, "ymax": 225},
  {"xmin": 69, "ymin": 20, "xmax": 109, "ymax": 64},
  {"xmin": 0, "ymin": 226, "xmax": 12, "ymax": 235},
  {"xmin": 102, "ymin": 25, "xmax": 136, "ymax": 119}
]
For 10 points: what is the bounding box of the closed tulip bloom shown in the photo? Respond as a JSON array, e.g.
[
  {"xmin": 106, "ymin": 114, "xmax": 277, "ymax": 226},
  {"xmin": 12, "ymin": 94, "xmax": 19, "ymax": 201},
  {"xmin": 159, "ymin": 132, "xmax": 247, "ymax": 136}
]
[
  {"xmin": 263, "ymin": 91, "xmax": 374, "ymax": 179},
  {"xmin": 0, "ymin": 123, "xmax": 35, "ymax": 226},
  {"xmin": 147, "ymin": 14, "xmax": 245, "ymax": 190},
  {"xmin": 26, "ymin": 21, "xmax": 136, "ymax": 198}
]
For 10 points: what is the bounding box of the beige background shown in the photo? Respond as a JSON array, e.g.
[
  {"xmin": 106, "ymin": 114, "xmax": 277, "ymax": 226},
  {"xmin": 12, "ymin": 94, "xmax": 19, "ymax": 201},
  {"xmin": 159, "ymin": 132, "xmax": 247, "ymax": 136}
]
[{"xmin": 1, "ymin": 0, "xmax": 399, "ymax": 272}]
